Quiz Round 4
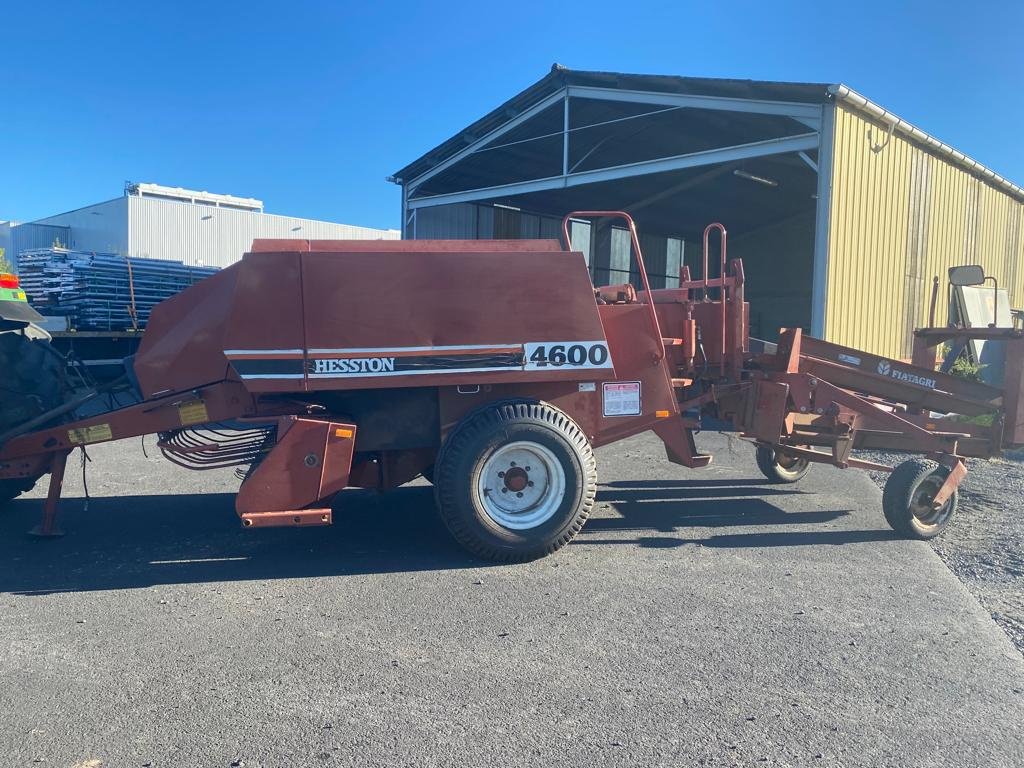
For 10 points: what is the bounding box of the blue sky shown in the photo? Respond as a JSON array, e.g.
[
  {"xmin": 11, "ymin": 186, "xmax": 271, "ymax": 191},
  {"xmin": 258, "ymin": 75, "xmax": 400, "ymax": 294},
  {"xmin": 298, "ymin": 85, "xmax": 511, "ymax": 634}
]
[{"xmin": 3, "ymin": 1, "xmax": 1021, "ymax": 230}]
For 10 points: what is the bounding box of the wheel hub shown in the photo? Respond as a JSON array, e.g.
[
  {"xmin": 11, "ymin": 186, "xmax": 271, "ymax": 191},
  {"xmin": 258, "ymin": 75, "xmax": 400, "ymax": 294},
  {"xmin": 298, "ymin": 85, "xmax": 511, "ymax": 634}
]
[
  {"xmin": 911, "ymin": 475, "xmax": 952, "ymax": 526},
  {"xmin": 777, "ymin": 452, "xmax": 802, "ymax": 470},
  {"xmin": 503, "ymin": 466, "xmax": 529, "ymax": 492},
  {"xmin": 477, "ymin": 442, "xmax": 566, "ymax": 530}
]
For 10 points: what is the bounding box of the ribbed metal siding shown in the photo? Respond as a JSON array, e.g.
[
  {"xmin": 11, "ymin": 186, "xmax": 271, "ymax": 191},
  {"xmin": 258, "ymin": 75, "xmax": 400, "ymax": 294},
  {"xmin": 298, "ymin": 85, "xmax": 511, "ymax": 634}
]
[
  {"xmin": 413, "ymin": 203, "xmax": 485, "ymax": 239},
  {"xmin": 825, "ymin": 105, "xmax": 1024, "ymax": 359},
  {"xmin": 8, "ymin": 223, "xmax": 72, "ymax": 267},
  {"xmin": 127, "ymin": 197, "xmax": 399, "ymax": 268},
  {"xmin": 410, "ymin": 203, "xmax": 567, "ymax": 242},
  {"xmin": 33, "ymin": 198, "xmax": 130, "ymax": 255}
]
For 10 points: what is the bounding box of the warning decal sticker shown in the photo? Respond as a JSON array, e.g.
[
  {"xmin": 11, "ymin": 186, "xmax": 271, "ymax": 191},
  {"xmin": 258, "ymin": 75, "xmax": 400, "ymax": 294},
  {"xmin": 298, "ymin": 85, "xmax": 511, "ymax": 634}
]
[
  {"xmin": 67, "ymin": 423, "xmax": 113, "ymax": 445},
  {"xmin": 178, "ymin": 400, "xmax": 210, "ymax": 426},
  {"xmin": 602, "ymin": 381, "xmax": 641, "ymax": 417}
]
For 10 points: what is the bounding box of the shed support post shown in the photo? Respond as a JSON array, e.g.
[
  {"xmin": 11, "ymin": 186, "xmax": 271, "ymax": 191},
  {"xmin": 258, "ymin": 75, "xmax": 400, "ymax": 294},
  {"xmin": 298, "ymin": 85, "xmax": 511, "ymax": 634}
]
[
  {"xmin": 562, "ymin": 94, "xmax": 570, "ymax": 176},
  {"xmin": 811, "ymin": 104, "xmax": 835, "ymax": 338},
  {"xmin": 401, "ymin": 186, "xmax": 409, "ymax": 239}
]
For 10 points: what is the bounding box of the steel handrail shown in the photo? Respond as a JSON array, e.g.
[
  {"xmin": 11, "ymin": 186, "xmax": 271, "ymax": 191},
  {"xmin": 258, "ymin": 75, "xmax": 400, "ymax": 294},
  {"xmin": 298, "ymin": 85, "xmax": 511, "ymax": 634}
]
[
  {"xmin": 561, "ymin": 211, "xmax": 665, "ymax": 362},
  {"xmin": 702, "ymin": 223, "xmax": 728, "ymax": 377}
]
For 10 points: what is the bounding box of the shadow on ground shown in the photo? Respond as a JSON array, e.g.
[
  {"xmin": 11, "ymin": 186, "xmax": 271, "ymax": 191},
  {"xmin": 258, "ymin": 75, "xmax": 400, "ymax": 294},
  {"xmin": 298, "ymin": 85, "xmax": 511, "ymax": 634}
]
[
  {"xmin": 0, "ymin": 479, "xmax": 883, "ymax": 595},
  {"xmin": 585, "ymin": 480, "xmax": 890, "ymax": 550}
]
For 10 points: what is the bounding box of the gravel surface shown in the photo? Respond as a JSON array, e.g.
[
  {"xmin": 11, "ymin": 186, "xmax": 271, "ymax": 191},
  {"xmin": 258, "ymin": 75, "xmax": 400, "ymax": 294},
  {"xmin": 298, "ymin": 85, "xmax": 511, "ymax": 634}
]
[
  {"xmin": 859, "ymin": 450, "xmax": 1024, "ymax": 655},
  {"xmin": 2, "ymin": 433, "xmax": 1023, "ymax": 766}
]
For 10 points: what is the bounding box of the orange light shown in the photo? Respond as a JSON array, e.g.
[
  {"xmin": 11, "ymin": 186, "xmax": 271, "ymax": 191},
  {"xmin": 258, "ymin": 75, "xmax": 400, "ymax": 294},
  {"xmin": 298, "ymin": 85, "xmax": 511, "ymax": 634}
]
[
  {"xmin": 334, "ymin": 427, "xmax": 354, "ymax": 438},
  {"xmin": 655, "ymin": 410, "xmax": 671, "ymax": 419},
  {"xmin": 0, "ymin": 273, "xmax": 18, "ymax": 289}
]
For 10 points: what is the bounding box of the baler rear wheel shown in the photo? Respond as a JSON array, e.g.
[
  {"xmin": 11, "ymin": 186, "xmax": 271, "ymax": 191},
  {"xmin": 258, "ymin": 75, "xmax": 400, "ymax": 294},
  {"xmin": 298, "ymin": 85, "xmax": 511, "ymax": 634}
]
[
  {"xmin": 882, "ymin": 459, "xmax": 957, "ymax": 539},
  {"xmin": 755, "ymin": 445, "xmax": 810, "ymax": 484},
  {"xmin": 434, "ymin": 402, "xmax": 596, "ymax": 562}
]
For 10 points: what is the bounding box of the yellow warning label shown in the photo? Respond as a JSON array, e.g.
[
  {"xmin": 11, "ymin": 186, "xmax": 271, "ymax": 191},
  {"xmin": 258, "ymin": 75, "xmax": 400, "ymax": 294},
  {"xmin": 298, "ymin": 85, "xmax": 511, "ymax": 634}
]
[
  {"xmin": 178, "ymin": 400, "xmax": 210, "ymax": 426},
  {"xmin": 67, "ymin": 423, "xmax": 113, "ymax": 445}
]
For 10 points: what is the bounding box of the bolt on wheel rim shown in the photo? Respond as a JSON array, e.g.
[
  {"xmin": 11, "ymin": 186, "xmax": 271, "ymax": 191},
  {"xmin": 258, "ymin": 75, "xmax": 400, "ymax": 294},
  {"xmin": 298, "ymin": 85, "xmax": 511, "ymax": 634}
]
[
  {"xmin": 775, "ymin": 451, "xmax": 807, "ymax": 472},
  {"xmin": 477, "ymin": 441, "xmax": 565, "ymax": 530},
  {"xmin": 911, "ymin": 474, "xmax": 953, "ymax": 527}
]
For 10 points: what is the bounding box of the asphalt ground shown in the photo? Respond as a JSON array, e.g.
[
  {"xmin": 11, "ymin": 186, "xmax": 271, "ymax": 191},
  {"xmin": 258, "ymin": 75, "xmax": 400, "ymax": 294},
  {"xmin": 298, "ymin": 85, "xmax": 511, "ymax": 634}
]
[
  {"xmin": 2, "ymin": 431, "xmax": 1023, "ymax": 767},
  {"xmin": 861, "ymin": 450, "xmax": 1024, "ymax": 654}
]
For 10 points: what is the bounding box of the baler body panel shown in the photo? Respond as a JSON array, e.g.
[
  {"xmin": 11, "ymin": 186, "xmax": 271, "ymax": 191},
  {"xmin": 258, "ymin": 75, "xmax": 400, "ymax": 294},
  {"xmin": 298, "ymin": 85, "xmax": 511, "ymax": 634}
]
[
  {"xmin": 133, "ymin": 265, "xmax": 241, "ymax": 398},
  {"xmin": 298, "ymin": 247, "xmax": 611, "ymax": 391},
  {"xmin": 134, "ymin": 241, "xmax": 617, "ymax": 397},
  {"xmin": 430, "ymin": 303, "xmax": 681, "ymax": 450}
]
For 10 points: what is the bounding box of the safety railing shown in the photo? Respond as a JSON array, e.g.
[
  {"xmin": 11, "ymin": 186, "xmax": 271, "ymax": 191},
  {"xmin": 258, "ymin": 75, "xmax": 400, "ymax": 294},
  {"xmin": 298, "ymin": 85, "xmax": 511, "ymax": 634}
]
[
  {"xmin": 702, "ymin": 223, "xmax": 728, "ymax": 376},
  {"xmin": 561, "ymin": 211, "xmax": 665, "ymax": 362}
]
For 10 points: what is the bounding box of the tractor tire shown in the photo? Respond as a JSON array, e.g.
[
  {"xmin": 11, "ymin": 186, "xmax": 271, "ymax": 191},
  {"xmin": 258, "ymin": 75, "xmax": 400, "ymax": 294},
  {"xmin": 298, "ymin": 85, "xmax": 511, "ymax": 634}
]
[
  {"xmin": 0, "ymin": 478, "xmax": 36, "ymax": 508},
  {"xmin": 0, "ymin": 333, "xmax": 68, "ymax": 436},
  {"xmin": 434, "ymin": 401, "xmax": 596, "ymax": 562},
  {"xmin": 755, "ymin": 444, "xmax": 810, "ymax": 484},
  {"xmin": 882, "ymin": 459, "xmax": 957, "ymax": 539}
]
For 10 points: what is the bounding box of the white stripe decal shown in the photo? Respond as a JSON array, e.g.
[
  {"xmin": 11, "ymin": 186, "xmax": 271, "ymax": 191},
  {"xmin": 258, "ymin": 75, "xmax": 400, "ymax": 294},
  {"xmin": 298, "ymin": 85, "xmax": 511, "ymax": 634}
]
[
  {"xmin": 229, "ymin": 341, "xmax": 615, "ymax": 380},
  {"xmin": 306, "ymin": 343, "xmax": 521, "ymax": 354},
  {"xmin": 237, "ymin": 373, "xmax": 306, "ymax": 380},
  {"xmin": 307, "ymin": 365, "xmax": 523, "ymax": 379},
  {"xmin": 224, "ymin": 348, "xmax": 304, "ymax": 356}
]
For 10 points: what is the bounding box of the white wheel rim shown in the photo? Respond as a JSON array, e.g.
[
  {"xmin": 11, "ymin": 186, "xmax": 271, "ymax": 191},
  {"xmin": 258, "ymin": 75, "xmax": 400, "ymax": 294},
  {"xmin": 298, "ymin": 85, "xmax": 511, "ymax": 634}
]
[
  {"xmin": 775, "ymin": 451, "xmax": 808, "ymax": 477},
  {"xmin": 911, "ymin": 474, "xmax": 954, "ymax": 528},
  {"xmin": 476, "ymin": 441, "xmax": 566, "ymax": 530}
]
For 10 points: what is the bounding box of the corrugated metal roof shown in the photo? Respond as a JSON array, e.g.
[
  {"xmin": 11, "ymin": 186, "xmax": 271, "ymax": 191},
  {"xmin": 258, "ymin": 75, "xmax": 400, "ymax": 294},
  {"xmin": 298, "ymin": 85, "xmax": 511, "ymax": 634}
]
[
  {"xmin": 391, "ymin": 65, "xmax": 831, "ymax": 183},
  {"xmin": 393, "ymin": 65, "xmax": 1022, "ymax": 203}
]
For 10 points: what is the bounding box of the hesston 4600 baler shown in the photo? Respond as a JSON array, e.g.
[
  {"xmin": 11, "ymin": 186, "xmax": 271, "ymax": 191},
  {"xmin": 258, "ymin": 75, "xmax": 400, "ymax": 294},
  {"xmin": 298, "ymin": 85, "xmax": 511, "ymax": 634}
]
[{"xmin": 2, "ymin": 212, "xmax": 1022, "ymax": 560}]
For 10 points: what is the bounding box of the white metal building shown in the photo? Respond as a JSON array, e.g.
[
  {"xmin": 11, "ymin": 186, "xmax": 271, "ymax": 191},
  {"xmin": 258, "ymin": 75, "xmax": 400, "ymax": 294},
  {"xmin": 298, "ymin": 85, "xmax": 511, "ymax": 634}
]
[{"xmin": 5, "ymin": 182, "xmax": 399, "ymax": 269}]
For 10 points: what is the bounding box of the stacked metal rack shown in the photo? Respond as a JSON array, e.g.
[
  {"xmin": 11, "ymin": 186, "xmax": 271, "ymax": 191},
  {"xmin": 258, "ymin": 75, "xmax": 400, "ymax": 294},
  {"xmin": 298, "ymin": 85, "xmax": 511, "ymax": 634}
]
[{"xmin": 17, "ymin": 249, "xmax": 218, "ymax": 331}]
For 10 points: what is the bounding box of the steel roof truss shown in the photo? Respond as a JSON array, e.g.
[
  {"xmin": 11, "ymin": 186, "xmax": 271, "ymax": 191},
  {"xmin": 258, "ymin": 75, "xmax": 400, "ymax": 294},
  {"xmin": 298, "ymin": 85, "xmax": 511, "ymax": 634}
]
[{"xmin": 406, "ymin": 132, "xmax": 819, "ymax": 210}]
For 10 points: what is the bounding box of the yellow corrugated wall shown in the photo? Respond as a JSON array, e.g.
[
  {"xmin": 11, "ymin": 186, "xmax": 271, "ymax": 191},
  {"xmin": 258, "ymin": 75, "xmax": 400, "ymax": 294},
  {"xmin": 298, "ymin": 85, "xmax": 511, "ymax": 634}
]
[{"xmin": 825, "ymin": 105, "xmax": 1024, "ymax": 359}]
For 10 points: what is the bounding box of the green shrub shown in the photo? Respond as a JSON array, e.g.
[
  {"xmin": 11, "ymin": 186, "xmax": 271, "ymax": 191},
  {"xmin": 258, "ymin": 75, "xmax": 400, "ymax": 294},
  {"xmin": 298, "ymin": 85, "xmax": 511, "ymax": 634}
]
[{"xmin": 942, "ymin": 344, "xmax": 985, "ymax": 383}]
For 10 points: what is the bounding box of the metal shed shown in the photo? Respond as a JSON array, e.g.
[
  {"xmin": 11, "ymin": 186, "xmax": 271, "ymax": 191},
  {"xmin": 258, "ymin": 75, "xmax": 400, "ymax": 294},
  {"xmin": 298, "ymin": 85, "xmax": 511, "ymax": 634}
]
[{"xmin": 391, "ymin": 66, "xmax": 1024, "ymax": 359}]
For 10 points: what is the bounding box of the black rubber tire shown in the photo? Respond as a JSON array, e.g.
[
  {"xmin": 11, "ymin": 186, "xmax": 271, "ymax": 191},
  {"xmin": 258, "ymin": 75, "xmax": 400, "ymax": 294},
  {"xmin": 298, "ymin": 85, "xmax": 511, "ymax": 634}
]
[
  {"xmin": 434, "ymin": 401, "xmax": 596, "ymax": 562},
  {"xmin": 0, "ymin": 333, "xmax": 68, "ymax": 435},
  {"xmin": 0, "ymin": 478, "xmax": 36, "ymax": 508},
  {"xmin": 755, "ymin": 444, "xmax": 811, "ymax": 484},
  {"xmin": 882, "ymin": 459, "xmax": 958, "ymax": 539}
]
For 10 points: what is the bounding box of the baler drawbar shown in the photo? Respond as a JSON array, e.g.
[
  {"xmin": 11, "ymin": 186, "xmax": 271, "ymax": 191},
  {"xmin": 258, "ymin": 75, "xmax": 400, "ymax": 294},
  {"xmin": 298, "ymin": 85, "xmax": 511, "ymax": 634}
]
[{"xmin": 1, "ymin": 211, "xmax": 1022, "ymax": 560}]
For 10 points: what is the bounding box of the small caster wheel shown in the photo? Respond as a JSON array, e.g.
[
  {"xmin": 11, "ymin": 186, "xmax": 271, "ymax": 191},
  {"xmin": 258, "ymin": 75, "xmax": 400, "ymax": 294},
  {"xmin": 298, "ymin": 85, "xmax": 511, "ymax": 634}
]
[
  {"xmin": 882, "ymin": 459, "xmax": 957, "ymax": 539},
  {"xmin": 755, "ymin": 445, "xmax": 810, "ymax": 484}
]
